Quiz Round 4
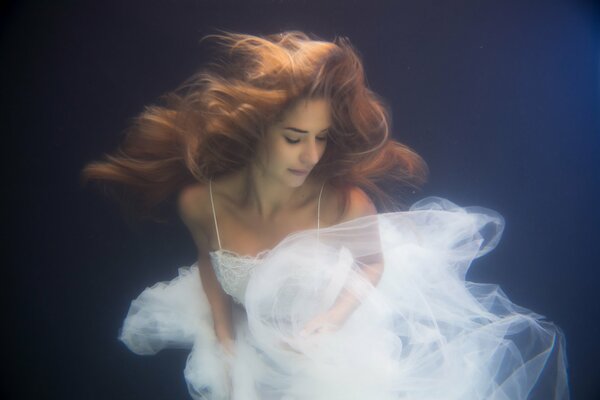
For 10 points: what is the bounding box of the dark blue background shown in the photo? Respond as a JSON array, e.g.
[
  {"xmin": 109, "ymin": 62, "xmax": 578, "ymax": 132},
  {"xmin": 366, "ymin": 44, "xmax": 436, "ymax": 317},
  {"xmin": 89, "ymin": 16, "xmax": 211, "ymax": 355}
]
[{"xmin": 3, "ymin": 0, "xmax": 598, "ymax": 398}]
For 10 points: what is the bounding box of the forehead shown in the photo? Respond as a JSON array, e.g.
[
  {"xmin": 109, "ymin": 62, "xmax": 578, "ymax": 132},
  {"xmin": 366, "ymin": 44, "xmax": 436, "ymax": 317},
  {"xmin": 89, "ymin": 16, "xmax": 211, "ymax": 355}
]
[{"xmin": 276, "ymin": 98, "xmax": 332, "ymax": 126}]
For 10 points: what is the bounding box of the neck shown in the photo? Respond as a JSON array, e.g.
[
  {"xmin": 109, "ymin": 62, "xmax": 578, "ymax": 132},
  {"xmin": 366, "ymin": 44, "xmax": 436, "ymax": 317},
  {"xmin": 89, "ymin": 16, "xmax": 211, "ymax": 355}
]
[{"xmin": 242, "ymin": 164, "xmax": 313, "ymax": 220}]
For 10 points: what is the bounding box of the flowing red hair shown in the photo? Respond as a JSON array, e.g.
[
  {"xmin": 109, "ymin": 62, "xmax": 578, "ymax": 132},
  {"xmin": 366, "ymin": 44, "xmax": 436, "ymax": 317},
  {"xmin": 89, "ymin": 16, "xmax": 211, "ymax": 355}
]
[{"xmin": 80, "ymin": 30, "xmax": 428, "ymax": 222}]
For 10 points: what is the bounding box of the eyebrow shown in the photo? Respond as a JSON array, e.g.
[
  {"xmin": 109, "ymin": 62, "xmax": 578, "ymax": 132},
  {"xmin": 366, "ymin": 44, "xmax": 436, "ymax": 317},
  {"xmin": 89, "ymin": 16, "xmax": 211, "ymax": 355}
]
[{"xmin": 283, "ymin": 126, "xmax": 330, "ymax": 134}]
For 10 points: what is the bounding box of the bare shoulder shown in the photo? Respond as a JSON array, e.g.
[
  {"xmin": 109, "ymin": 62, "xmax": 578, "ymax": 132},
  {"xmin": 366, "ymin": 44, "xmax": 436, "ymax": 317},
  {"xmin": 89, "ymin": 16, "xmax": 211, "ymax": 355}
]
[
  {"xmin": 336, "ymin": 185, "xmax": 378, "ymax": 224},
  {"xmin": 177, "ymin": 183, "xmax": 211, "ymax": 231},
  {"xmin": 177, "ymin": 174, "xmax": 242, "ymax": 246}
]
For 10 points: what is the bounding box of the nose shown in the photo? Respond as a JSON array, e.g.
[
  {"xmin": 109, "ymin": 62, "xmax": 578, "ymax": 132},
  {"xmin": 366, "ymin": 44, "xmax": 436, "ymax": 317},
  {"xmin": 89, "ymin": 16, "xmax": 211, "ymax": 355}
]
[{"xmin": 300, "ymin": 140, "xmax": 320, "ymax": 167}]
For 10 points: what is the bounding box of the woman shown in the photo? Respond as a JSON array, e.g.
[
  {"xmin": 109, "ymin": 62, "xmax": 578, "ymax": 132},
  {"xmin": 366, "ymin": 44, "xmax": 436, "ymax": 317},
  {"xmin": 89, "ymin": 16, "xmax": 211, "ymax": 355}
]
[{"xmin": 81, "ymin": 31, "xmax": 568, "ymax": 399}]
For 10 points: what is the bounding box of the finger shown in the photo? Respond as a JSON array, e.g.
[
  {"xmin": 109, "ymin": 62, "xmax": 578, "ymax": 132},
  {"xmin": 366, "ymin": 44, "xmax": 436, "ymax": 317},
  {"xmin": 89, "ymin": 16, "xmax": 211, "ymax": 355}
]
[{"xmin": 300, "ymin": 325, "xmax": 319, "ymax": 337}]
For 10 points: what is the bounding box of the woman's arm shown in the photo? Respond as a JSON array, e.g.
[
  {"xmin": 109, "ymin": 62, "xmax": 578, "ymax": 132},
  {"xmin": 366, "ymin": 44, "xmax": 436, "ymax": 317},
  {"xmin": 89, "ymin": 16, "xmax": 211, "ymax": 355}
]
[
  {"xmin": 197, "ymin": 252, "xmax": 236, "ymax": 355},
  {"xmin": 178, "ymin": 187, "xmax": 236, "ymax": 355},
  {"xmin": 302, "ymin": 187, "xmax": 383, "ymax": 335}
]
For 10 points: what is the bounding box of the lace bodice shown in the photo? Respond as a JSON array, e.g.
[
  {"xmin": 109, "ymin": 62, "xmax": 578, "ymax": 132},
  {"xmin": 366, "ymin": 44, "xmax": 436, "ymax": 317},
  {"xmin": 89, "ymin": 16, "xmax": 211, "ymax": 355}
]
[
  {"xmin": 208, "ymin": 179, "xmax": 324, "ymax": 305},
  {"xmin": 208, "ymin": 249, "xmax": 269, "ymax": 305}
]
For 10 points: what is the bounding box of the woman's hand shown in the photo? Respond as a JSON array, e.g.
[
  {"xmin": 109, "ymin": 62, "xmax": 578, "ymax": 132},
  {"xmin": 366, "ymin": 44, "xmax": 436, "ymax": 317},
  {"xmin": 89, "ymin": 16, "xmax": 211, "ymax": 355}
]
[
  {"xmin": 219, "ymin": 336, "xmax": 236, "ymax": 358},
  {"xmin": 278, "ymin": 340, "xmax": 303, "ymax": 355},
  {"xmin": 299, "ymin": 310, "xmax": 344, "ymax": 337},
  {"xmin": 272, "ymin": 311, "xmax": 346, "ymax": 356}
]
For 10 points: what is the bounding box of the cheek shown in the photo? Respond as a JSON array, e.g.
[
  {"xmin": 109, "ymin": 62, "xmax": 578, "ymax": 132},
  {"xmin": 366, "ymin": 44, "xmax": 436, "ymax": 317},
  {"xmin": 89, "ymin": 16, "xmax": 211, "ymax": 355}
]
[{"xmin": 270, "ymin": 141, "xmax": 295, "ymax": 167}]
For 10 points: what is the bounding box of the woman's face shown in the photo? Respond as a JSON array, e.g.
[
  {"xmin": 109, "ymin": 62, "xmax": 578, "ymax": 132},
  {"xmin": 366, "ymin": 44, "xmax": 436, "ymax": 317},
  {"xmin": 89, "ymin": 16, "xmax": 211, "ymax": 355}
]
[{"xmin": 256, "ymin": 97, "xmax": 332, "ymax": 187}]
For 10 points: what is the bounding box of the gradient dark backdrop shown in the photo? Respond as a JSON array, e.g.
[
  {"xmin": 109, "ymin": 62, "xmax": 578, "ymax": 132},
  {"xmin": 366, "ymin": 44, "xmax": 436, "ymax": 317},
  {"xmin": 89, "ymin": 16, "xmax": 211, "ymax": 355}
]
[{"xmin": 3, "ymin": 1, "xmax": 598, "ymax": 399}]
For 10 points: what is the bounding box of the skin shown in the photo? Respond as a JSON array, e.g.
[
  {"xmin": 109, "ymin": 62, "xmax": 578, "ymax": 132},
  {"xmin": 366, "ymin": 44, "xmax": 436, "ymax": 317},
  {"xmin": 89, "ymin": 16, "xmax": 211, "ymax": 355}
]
[{"xmin": 178, "ymin": 97, "xmax": 382, "ymax": 356}]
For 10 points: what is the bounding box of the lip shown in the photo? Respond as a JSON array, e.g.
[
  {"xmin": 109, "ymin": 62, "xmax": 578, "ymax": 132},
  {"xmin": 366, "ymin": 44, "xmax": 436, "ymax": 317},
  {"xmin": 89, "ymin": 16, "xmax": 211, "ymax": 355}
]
[{"xmin": 288, "ymin": 168, "xmax": 309, "ymax": 176}]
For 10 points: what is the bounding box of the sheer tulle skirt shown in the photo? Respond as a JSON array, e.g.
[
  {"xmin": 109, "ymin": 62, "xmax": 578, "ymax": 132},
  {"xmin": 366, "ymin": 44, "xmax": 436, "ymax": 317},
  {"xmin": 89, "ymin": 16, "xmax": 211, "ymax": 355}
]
[{"xmin": 119, "ymin": 197, "xmax": 569, "ymax": 399}]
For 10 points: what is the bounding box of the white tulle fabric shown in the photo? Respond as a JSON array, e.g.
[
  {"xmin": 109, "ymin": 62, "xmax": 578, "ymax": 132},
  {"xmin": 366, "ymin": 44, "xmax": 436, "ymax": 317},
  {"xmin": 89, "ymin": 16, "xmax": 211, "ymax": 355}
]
[{"xmin": 118, "ymin": 197, "xmax": 569, "ymax": 400}]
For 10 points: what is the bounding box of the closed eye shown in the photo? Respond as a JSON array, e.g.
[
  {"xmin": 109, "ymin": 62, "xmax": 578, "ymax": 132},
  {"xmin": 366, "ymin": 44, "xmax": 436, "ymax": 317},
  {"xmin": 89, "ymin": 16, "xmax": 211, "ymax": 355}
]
[
  {"xmin": 283, "ymin": 134, "xmax": 328, "ymax": 144},
  {"xmin": 284, "ymin": 136, "xmax": 300, "ymax": 144}
]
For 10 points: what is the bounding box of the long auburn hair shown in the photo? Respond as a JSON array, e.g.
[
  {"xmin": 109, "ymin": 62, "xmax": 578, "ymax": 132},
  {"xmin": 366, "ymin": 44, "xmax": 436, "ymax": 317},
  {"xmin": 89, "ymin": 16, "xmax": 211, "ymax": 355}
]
[{"xmin": 80, "ymin": 30, "xmax": 428, "ymax": 223}]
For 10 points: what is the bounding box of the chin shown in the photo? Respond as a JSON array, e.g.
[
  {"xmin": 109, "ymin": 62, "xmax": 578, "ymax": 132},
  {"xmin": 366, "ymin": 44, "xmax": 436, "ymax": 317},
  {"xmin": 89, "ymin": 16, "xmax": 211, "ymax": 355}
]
[
  {"xmin": 287, "ymin": 177, "xmax": 306, "ymax": 188},
  {"xmin": 283, "ymin": 172, "xmax": 309, "ymax": 187}
]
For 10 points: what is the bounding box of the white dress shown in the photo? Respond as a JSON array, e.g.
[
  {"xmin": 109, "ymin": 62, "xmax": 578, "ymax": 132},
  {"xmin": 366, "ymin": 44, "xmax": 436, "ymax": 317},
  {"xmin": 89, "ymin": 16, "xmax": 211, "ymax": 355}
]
[{"xmin": 118, "ymin": 183, "xmax": 569, "ymax": 400}]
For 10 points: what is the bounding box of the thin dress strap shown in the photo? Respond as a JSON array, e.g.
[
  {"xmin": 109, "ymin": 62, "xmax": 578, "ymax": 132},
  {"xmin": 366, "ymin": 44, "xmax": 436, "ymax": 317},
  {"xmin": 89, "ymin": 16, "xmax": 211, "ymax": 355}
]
[
  {"xmin": 209, "ymin": 179, "xmax": 222, "ymax": 250},
  {"xmin": 317, "ymin": 182, "xmax": 325, "ymax": 240}
]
